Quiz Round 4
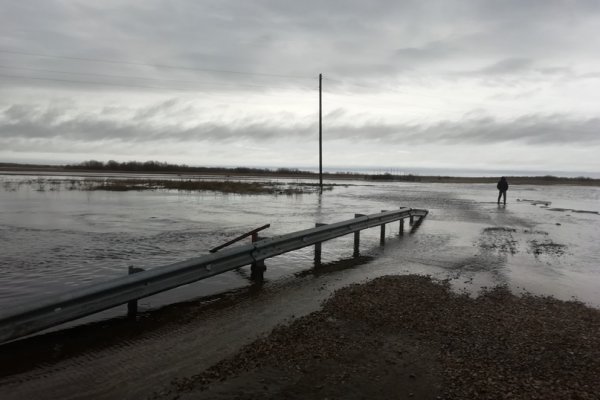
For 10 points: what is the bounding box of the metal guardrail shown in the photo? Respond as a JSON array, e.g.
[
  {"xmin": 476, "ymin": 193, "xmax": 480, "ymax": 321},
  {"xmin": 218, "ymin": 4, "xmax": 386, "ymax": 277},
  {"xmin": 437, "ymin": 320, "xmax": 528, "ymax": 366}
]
[{"xmin": 0, "ymin": 207, "xmax": 427, "ymax": 344}]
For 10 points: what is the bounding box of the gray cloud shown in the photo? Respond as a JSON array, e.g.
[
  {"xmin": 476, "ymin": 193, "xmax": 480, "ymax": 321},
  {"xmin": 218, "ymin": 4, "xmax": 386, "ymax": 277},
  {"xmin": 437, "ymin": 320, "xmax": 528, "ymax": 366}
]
[
  {"xmin": 2, "ymin": 0, "xmax": 600, "ymax": 90},
  {"xmin": 2, "ymin": 102, "xmax": 597, "ymax": 150},
  {"xmin": 0, "ymin": 102, "xmax": 314, "ymax": 145},
  {"xmin": 328, "ymin": 115, "xmax": 600, "ymax": 145},
  {"xmin": 1, "ymin": 1, "xmax": 599, "ymax": 172},
  {"xmin": 477, "ymin": 58, "xmax": 534, "ymax": 75}
]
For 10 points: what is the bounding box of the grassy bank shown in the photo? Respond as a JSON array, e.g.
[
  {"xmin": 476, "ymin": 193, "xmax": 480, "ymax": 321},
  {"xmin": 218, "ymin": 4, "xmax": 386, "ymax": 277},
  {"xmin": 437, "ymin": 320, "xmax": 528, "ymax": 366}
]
[
  {"xmin": 1, "ymin": 177, "xmax": 335, "ymax": 194},
  {"xmin": 81, "ymin": 178, "xmax": 320, "ymax": 194}
]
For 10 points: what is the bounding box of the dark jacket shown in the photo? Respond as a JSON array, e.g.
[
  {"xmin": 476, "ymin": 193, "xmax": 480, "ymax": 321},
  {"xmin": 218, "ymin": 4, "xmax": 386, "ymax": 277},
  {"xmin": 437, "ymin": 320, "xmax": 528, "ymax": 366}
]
[{"xmin": 497, "ymin": 178, "xmax": 509, "ymax": 191}]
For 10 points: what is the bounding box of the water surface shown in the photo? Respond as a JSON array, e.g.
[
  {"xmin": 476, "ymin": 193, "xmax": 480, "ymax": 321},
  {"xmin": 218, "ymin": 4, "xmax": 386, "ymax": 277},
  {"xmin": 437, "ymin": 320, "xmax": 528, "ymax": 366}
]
[{"xmin": 1, "ymin": 173, "xmax": 599, "ymax": 318}]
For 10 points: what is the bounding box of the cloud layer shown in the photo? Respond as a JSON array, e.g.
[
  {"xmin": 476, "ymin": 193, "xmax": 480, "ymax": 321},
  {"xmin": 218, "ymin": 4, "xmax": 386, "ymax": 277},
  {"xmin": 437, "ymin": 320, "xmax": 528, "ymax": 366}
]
[{"xmin": 1, "ymin": 0, "xmax": 599, "ymax": 174}]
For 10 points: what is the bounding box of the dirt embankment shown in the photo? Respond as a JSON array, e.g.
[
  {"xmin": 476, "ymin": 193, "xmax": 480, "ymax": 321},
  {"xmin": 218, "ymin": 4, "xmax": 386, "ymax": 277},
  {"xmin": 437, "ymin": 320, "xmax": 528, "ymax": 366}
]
[{"xmin": 154, "ymin": 275, "xmax": 600, "ymax": 400}]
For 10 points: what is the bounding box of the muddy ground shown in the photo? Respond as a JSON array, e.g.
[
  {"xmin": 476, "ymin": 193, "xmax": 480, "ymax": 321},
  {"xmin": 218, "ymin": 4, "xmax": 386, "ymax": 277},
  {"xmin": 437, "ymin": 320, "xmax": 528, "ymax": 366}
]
[{"xmin": 152, "ymin": 275, "xmax": 600, "ymax": 400}]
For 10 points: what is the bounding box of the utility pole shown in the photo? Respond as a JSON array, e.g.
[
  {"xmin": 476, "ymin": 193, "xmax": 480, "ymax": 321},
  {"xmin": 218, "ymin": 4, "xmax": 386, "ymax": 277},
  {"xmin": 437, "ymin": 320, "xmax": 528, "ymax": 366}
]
[{"xmin": 319, "ymin": 73, "xmax": 323, "ymax": 193}]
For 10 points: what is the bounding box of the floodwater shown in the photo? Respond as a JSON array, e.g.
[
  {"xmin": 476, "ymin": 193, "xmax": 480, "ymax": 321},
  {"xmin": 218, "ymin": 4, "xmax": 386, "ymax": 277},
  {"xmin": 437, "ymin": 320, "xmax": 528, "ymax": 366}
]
[
  {"xmin": 1, "ymin": 172, "xmax": 599, "ymax": 400},
  {"xmin": 0, "ymin": 173, "xmax": 599, "ymax": 316}
]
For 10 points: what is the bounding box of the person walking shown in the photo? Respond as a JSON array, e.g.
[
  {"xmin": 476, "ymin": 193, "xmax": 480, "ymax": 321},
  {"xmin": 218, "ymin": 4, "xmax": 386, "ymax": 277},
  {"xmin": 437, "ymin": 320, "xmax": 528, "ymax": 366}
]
[{"xmin": 497, "ymin": 177, "xmax": 509, "ymax": 205}]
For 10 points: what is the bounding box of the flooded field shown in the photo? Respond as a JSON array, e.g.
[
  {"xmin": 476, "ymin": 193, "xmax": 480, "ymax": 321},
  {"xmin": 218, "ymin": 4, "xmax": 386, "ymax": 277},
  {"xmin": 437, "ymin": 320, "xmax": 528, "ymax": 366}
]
[
  {"xmin": 1, "ymin": 172, "xmax": 599, "ymax": 316},
  {"xmin": 1, "ymin": 172, "xmax": 599, "ymax": 399}
]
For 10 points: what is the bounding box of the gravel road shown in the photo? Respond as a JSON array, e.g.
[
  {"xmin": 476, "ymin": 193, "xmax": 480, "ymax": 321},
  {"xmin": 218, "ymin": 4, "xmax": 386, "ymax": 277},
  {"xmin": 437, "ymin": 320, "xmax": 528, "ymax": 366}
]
[{"xmin": 154, "ymin": 275, "xmax": 600, "ymax": 400}]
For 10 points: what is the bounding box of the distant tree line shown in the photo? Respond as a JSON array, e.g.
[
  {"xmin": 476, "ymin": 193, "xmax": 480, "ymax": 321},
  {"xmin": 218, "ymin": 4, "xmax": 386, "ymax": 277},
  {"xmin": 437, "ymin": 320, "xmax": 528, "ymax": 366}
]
[
  {"xmin": 65, "ymin": 160, "xmax": 314, "ymax": 175},
  {"xmin": 369, "ymin": 173, "xmax": 422, "ymax": 182}
]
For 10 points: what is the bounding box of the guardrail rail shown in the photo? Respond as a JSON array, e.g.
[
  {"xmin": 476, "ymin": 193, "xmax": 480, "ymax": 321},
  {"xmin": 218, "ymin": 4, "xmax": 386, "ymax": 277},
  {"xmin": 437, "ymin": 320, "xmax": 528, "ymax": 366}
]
[{"xmin": 0, "ymin": 207, "xmax": 428, "ymax": 344}]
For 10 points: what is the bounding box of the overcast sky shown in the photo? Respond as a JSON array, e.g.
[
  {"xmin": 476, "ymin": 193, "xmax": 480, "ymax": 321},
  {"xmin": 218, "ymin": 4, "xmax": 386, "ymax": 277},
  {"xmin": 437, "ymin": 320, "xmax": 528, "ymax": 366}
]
[{"xmin": 1, "ymin": 0, "xmax": 599, "ymax": 176}]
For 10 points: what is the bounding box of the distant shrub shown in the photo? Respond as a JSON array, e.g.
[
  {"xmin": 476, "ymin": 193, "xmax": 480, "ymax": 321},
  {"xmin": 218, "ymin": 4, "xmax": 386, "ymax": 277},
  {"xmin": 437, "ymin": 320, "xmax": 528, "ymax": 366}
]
[{"xmin": 370, "ymin": 173, "xmax": 421, "ymax": 182}]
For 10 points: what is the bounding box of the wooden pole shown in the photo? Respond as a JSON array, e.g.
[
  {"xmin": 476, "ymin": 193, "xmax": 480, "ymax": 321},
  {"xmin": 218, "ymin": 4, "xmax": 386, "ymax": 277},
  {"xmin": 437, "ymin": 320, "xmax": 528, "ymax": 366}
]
[{"xmin": 319, "ymin": 73, "xmax": 323, "ymax": 194}]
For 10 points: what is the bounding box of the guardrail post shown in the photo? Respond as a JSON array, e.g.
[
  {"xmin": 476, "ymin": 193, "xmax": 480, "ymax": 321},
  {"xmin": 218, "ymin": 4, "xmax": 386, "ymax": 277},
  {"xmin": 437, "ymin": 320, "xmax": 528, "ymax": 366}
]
[
  {"xmin": 409, "ymin": 214, "xmax": 425, "ymax": 234},
  {"xmin": 400, "ymin": 218, "xmax": 405, "ymax": 235},
  {"xmin": 353, "ymin": 214, "xmax": 365, "ymax": 257},
  {"xmin": 127, "ymin": 266, "xmax": 145, "ymax": 318},
  {"xmin": 314, "ymin": 223, "xmax": 326, "ymax": 266},
  {"xmin": 251, "ymin": 233, "xmax": 266, "ymax": 281},
  {"xmin": 380, "ymin": 210, "xmax": 387, "ymax": 245}
]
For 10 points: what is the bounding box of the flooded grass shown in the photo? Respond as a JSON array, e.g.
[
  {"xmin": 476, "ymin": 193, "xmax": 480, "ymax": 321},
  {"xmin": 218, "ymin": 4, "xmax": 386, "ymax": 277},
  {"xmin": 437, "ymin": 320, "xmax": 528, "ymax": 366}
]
[
  {"xmin": 0, "ymin": 177, "xmax": 335, "ymax": 195},
  {"xmin": 86, "ymin": 179, "xmax": 276, "ymax": 194}
]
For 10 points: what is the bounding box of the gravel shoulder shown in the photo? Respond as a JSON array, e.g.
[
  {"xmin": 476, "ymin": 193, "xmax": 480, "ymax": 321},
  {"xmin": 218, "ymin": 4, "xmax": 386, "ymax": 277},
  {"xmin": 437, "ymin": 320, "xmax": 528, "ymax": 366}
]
[{"xmin": 154, "ymin": 275, "xmax": 600, "ymax": 400}]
